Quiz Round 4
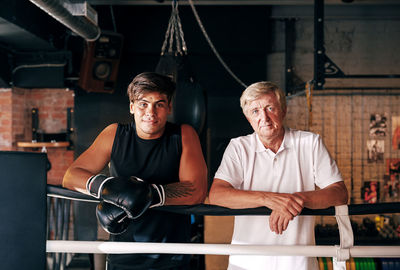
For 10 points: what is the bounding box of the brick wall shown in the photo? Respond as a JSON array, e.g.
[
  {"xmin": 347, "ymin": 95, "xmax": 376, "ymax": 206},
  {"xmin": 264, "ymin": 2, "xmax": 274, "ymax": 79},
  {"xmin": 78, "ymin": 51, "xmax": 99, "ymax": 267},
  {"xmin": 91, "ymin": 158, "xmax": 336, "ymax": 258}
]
[
  {"xmin": 0, "ymin": 89, "xmax": 12, "ymax": 150},
  {"xmin": 12, "ymin": 88, "xmax": 28, "ymax": 143},
  {"xmin": 26, "ymin": 89, "xmax": 74, "ymax": 133},
  {"xmin": 0, "ymin": 87, "xmax": 75, "ymax": 185}
]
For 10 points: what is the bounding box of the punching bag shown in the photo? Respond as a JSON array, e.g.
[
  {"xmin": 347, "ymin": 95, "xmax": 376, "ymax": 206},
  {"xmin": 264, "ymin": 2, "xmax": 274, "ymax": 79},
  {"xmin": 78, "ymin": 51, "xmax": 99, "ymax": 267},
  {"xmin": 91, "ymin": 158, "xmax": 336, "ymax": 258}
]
[
  {"xmin": 156, "ymin": 53, "xmax": 206, "ymax": 134},
  {"xmin": 155, "ymin": 1, "xmax": 206, "ymax": 134}
]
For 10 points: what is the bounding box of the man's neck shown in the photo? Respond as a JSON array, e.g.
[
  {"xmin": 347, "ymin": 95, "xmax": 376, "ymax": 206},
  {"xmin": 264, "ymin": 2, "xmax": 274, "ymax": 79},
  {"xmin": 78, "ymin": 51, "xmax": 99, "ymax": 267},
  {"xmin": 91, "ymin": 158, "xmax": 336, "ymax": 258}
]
[
  {"xmin": 136, "ymin": 125, "xmax": 166, "ymax": 140},
  {"xmin": 259, "ymin": 128, "xmax": 285, "ymax": 153}
]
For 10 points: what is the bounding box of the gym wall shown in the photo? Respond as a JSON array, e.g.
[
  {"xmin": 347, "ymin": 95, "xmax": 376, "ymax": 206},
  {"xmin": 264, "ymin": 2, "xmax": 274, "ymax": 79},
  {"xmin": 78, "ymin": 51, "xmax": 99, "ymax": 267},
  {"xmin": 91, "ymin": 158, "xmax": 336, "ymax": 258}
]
[
  {"xmin": 0, "ymin": 87, "xmax": 75, "ymax": 185},
  {"xmin": 286, "ymin": 91, "xmax": 400, "ymax": 206}
]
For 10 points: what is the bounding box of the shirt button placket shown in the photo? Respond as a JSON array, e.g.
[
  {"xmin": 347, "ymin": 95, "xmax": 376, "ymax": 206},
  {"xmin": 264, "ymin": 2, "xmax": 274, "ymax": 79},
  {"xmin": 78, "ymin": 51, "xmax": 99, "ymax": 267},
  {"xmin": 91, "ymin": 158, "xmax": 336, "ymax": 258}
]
[{"xmin": 272, "ymin": 156, "xmax": 278, "ymax": 179}]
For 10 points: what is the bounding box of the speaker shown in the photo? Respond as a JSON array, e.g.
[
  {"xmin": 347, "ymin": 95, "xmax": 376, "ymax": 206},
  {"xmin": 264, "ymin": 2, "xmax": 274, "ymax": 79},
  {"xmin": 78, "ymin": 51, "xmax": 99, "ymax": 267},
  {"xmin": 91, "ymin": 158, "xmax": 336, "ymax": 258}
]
[{"xmin": 78, "ymin": 31, "xmax": 123, "ymax": 93}]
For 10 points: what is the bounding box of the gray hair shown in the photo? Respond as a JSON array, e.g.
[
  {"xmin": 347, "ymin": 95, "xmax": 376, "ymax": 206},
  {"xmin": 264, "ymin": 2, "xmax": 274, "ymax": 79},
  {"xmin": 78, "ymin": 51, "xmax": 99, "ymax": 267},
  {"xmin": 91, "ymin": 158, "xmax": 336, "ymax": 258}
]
[{"xmin": 240, "ymin": 81, "xmax": 286, "ymax": 114}]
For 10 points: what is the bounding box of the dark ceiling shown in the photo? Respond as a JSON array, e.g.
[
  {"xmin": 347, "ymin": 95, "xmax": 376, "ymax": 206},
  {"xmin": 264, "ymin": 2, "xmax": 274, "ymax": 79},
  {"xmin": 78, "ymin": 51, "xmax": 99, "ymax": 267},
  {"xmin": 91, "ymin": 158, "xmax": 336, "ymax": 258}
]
[
  {"xmin": 0, "ymin": 0, "xmax": 399, "ymax": 88},
  {"xmin": 1, "ymin": 0, "xmax": 400, "ymax": 52}
]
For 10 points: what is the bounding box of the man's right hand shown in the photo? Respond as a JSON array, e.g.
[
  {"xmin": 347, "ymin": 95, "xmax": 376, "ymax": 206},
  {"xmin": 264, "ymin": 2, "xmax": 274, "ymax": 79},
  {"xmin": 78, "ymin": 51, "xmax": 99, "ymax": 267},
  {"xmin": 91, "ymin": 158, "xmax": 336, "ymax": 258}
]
[{"xmin": 266, "ymin": 193, "xmax": 304, "ymax": 234}]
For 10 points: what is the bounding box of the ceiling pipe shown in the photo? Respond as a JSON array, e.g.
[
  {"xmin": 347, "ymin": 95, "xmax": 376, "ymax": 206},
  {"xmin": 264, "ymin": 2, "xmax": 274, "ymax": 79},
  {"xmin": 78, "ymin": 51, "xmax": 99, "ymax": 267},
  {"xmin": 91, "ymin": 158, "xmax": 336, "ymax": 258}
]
[{"xmin": 29, "ymin": 0, "xmax": 101, "ymax": 41}]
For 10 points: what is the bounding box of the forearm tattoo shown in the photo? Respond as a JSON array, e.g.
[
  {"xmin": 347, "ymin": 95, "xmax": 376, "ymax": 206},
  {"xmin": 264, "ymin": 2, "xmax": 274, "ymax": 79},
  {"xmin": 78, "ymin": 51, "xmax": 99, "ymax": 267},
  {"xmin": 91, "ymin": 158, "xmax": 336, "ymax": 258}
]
[{"xmin": 164, "ymin": 182, "xmax": 195, "ymax": 199}]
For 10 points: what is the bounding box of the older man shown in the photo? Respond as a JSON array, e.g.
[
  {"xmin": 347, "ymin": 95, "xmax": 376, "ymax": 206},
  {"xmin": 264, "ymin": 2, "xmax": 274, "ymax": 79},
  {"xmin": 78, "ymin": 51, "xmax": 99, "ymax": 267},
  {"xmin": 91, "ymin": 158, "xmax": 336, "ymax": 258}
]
[{"xmin": 209, "ymin": 81, "xmax": 348, "ymax": 270}]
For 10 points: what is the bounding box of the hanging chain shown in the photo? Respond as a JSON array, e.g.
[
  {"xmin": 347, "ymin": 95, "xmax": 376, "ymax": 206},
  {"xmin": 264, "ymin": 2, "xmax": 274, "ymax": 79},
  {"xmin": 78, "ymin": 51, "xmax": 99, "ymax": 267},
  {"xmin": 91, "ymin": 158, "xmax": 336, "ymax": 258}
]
[
  {"xmin": 175, "ymin": 3, "xmax": 187, "ymax": 54},
  {"xmin": 160, "ymin": 0, "xmax": 187, "ymax": 56},
  {"xmin": 160, "ymin": 8, "xmax": 174, "ymax": 54},
  {"xmin": 161, "ymin": 0, "xmax": 247, "ymax": 88},
  {"xmin": 168, "ymin": 11, "xmax": 176, "ymax": 53}
]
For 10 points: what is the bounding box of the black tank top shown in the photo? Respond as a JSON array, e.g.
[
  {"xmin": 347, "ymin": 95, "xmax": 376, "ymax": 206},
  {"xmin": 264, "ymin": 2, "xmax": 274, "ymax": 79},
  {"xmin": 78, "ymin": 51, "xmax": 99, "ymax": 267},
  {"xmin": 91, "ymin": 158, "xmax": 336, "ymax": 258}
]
[{"xmin": 107, "ymin": 121, "xmax": 191, "ymax": 270}]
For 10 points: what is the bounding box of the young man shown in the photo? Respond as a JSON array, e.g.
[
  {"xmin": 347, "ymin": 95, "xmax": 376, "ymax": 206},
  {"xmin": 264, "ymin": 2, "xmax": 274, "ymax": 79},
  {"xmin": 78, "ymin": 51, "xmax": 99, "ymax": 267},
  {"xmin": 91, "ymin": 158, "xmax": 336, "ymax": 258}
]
[
  {"xmin": 63, "ymin": 72, "xmax": 208, "ymax": 270},
  {"xmin": 209, "ymin": 81, "xmax": 348, "ymax": 270}
]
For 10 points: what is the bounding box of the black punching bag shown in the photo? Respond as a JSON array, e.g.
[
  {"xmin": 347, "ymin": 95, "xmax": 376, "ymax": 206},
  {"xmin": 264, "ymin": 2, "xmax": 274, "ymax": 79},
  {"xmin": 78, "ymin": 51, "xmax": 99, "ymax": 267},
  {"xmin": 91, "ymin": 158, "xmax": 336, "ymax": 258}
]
[
  {"xmin": 155, "ymin": 1, "xmax": 206, "ymax": 134},
  {"xmin": 156, "ymin": 53, "xmax": 206, "ymax": 134}
]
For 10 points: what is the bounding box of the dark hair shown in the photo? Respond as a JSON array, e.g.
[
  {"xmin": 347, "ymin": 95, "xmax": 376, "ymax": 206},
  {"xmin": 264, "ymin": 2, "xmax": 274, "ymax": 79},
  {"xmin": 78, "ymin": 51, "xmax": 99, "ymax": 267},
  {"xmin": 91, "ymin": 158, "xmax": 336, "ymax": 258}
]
[{"xmin": 127, "ymin": 72, "xmax": 176, "ymax": 103}]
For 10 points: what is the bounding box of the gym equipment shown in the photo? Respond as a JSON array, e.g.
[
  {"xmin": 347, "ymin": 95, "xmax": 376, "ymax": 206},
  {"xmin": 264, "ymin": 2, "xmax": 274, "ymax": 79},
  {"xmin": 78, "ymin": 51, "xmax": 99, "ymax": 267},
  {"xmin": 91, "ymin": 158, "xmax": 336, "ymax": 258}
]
[{"xmin": 155, "ymin": 1, "xmax": 206, "ymax": 134}]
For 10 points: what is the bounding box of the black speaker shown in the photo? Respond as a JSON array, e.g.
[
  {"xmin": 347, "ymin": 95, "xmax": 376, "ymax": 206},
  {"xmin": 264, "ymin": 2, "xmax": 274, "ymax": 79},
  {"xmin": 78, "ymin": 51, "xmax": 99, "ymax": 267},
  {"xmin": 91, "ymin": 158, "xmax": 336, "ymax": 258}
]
[{"xmin": 78, "ymin": 31, "xmax": 123, "ymax": 93}]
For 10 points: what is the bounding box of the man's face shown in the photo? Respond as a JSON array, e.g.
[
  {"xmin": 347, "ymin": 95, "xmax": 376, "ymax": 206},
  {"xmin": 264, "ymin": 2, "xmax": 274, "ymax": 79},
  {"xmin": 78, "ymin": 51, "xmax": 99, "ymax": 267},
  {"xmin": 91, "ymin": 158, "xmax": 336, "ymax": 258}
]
[
  {"xmin": 245, "ymin": 92, "xmax": 286, "ymax": 141},
  {"xmin": 130, "ymin": 91, "xmax": 171, "ymax": 139}
]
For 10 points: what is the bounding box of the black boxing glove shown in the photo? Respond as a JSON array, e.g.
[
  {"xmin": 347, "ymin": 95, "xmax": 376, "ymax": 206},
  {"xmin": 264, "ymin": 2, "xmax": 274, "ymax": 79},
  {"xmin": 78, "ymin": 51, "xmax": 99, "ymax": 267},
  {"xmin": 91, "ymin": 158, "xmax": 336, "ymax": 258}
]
[
  {"xmin": 86, "ymin": 175, "xmax": 165, "ymax": 219},
  {"xmin": 96, "ymin": 201, "xmax": 130, "ymax": 234}
]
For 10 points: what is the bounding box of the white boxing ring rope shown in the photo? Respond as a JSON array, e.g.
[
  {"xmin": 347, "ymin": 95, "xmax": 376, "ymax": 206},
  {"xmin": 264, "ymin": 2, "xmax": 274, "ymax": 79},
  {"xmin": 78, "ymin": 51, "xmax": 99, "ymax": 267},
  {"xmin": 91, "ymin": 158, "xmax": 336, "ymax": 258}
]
[
  {"xmin": 46, "ymin": 186, "xmax": 400, "ymax": 270},
  {"xmin": 46, "ymin": 241, "xmax": 400, "ymax": 258}
]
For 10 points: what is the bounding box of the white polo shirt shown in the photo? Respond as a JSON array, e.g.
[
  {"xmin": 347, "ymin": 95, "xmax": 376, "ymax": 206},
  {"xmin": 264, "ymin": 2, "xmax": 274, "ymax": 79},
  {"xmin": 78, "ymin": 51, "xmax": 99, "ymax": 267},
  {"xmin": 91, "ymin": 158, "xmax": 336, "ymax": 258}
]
[{"xmin": 214, "ymin": 128, "xmax": 343, "ymax": 270}]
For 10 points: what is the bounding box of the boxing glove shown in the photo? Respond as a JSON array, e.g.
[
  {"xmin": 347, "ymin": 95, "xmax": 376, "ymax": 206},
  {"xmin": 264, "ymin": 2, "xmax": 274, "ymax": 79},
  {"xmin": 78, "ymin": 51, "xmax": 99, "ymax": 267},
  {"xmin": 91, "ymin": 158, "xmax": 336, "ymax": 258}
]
[
  {"xmin": 86, "ymin": 175, "xmax": 165, "ymax": 219},
  {"xmin": 96, "ymin": 201, "xmax": 131, "ymax": 234}
]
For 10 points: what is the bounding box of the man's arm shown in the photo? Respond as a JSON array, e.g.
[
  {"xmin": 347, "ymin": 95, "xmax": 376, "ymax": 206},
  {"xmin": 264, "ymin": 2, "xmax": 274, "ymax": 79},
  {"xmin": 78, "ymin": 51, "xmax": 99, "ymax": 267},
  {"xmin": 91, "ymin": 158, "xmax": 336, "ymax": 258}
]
[
  {"xmin": 163, "ymin": 124, "xmax": 208, "ymax": 205},
  {"xmin": 294, "ymin": 181, "xmax": 348, "ymax": 209},
  {"xmin": 209, "ymin": 179, "xmax": 303, "ymax": 211},
  {"xmin": 62, "ymin": 124, "xmax": 117, "ymax": 194},
  {"xmin": 209, "ymin": 179, "xmax": 348, "ymax": 234},
  {"xmin": 209, "ymin": 178, "xmax": 304, "ymax": 234}
]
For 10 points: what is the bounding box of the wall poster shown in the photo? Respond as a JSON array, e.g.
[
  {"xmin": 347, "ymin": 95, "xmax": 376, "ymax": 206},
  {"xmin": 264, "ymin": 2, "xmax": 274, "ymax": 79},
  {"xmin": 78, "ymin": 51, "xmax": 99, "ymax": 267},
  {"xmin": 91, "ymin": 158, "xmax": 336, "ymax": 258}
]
[
  {"xmin": 369, "ymin": 113, "xmax": 387, "ymax": 138},
  {"xmin": 392, "ymin": 116, "xmax": 400, "ymax": 150},
  {"xmin": 367, "ymin": 140, "xmax": 384, "ymax": 163},
  {"xmin": 362, "ymin": 181, "xmax": 379, "ymax": 203},
  {"xmin": 383, "ymin": 159, "xmax": 400, "ymax": 201}
]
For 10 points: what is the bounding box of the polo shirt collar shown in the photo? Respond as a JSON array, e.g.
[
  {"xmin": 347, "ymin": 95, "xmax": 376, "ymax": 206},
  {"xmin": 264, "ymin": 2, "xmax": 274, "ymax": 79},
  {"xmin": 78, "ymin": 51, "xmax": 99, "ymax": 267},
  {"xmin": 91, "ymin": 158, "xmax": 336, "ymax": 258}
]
[{"xmin": 254, "ymin": 127, "xmax": 290, "ymax": 153}]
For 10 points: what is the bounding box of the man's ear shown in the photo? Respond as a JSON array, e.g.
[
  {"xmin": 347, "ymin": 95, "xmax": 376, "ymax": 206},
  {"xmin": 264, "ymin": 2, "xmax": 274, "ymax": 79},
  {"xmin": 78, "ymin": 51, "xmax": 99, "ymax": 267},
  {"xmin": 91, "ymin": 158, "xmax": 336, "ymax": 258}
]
[{"xmin": 129, "ymin": 102, "xmax": 135, "ymax": 114}]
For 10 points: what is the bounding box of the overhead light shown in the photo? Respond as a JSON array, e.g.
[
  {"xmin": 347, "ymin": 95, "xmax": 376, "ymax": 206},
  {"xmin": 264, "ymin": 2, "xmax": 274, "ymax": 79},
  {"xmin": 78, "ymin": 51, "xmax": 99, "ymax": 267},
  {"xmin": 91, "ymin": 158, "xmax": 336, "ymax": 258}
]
[{"xmin": 29, "ymin": 0, "xmax": 101, "ymax": 41}]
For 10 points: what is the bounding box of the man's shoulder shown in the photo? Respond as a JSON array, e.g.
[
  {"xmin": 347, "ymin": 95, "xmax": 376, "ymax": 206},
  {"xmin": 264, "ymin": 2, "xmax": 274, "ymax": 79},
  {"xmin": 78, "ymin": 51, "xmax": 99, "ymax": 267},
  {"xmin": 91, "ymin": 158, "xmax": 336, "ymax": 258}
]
[
  {"xmin": 287, "ymin": 128, "xmax": 320, "ymax": 141},
  {"xmin": 102, "ymin": 123, "xmax": 119, "ymax": 136},
  {"xmin": 229, "ymin": 133, "xmax": 257, "ymax": 149}
]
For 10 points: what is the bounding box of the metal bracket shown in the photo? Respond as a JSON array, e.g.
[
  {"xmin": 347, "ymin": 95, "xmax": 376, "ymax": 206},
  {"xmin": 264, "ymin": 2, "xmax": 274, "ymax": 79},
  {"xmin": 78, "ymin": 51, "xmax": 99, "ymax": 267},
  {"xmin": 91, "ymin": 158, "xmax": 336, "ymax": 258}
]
[
  {"xmin": 62, "ymin": 1, "xmax": 98, "ymax": 25},
  {"xmin": 31, "ymin": 107, "xmax": 74, "ymax": 150},
  {"xmin": 313, "ymin": 0, "xmax": 400, "ymax": 90}
]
